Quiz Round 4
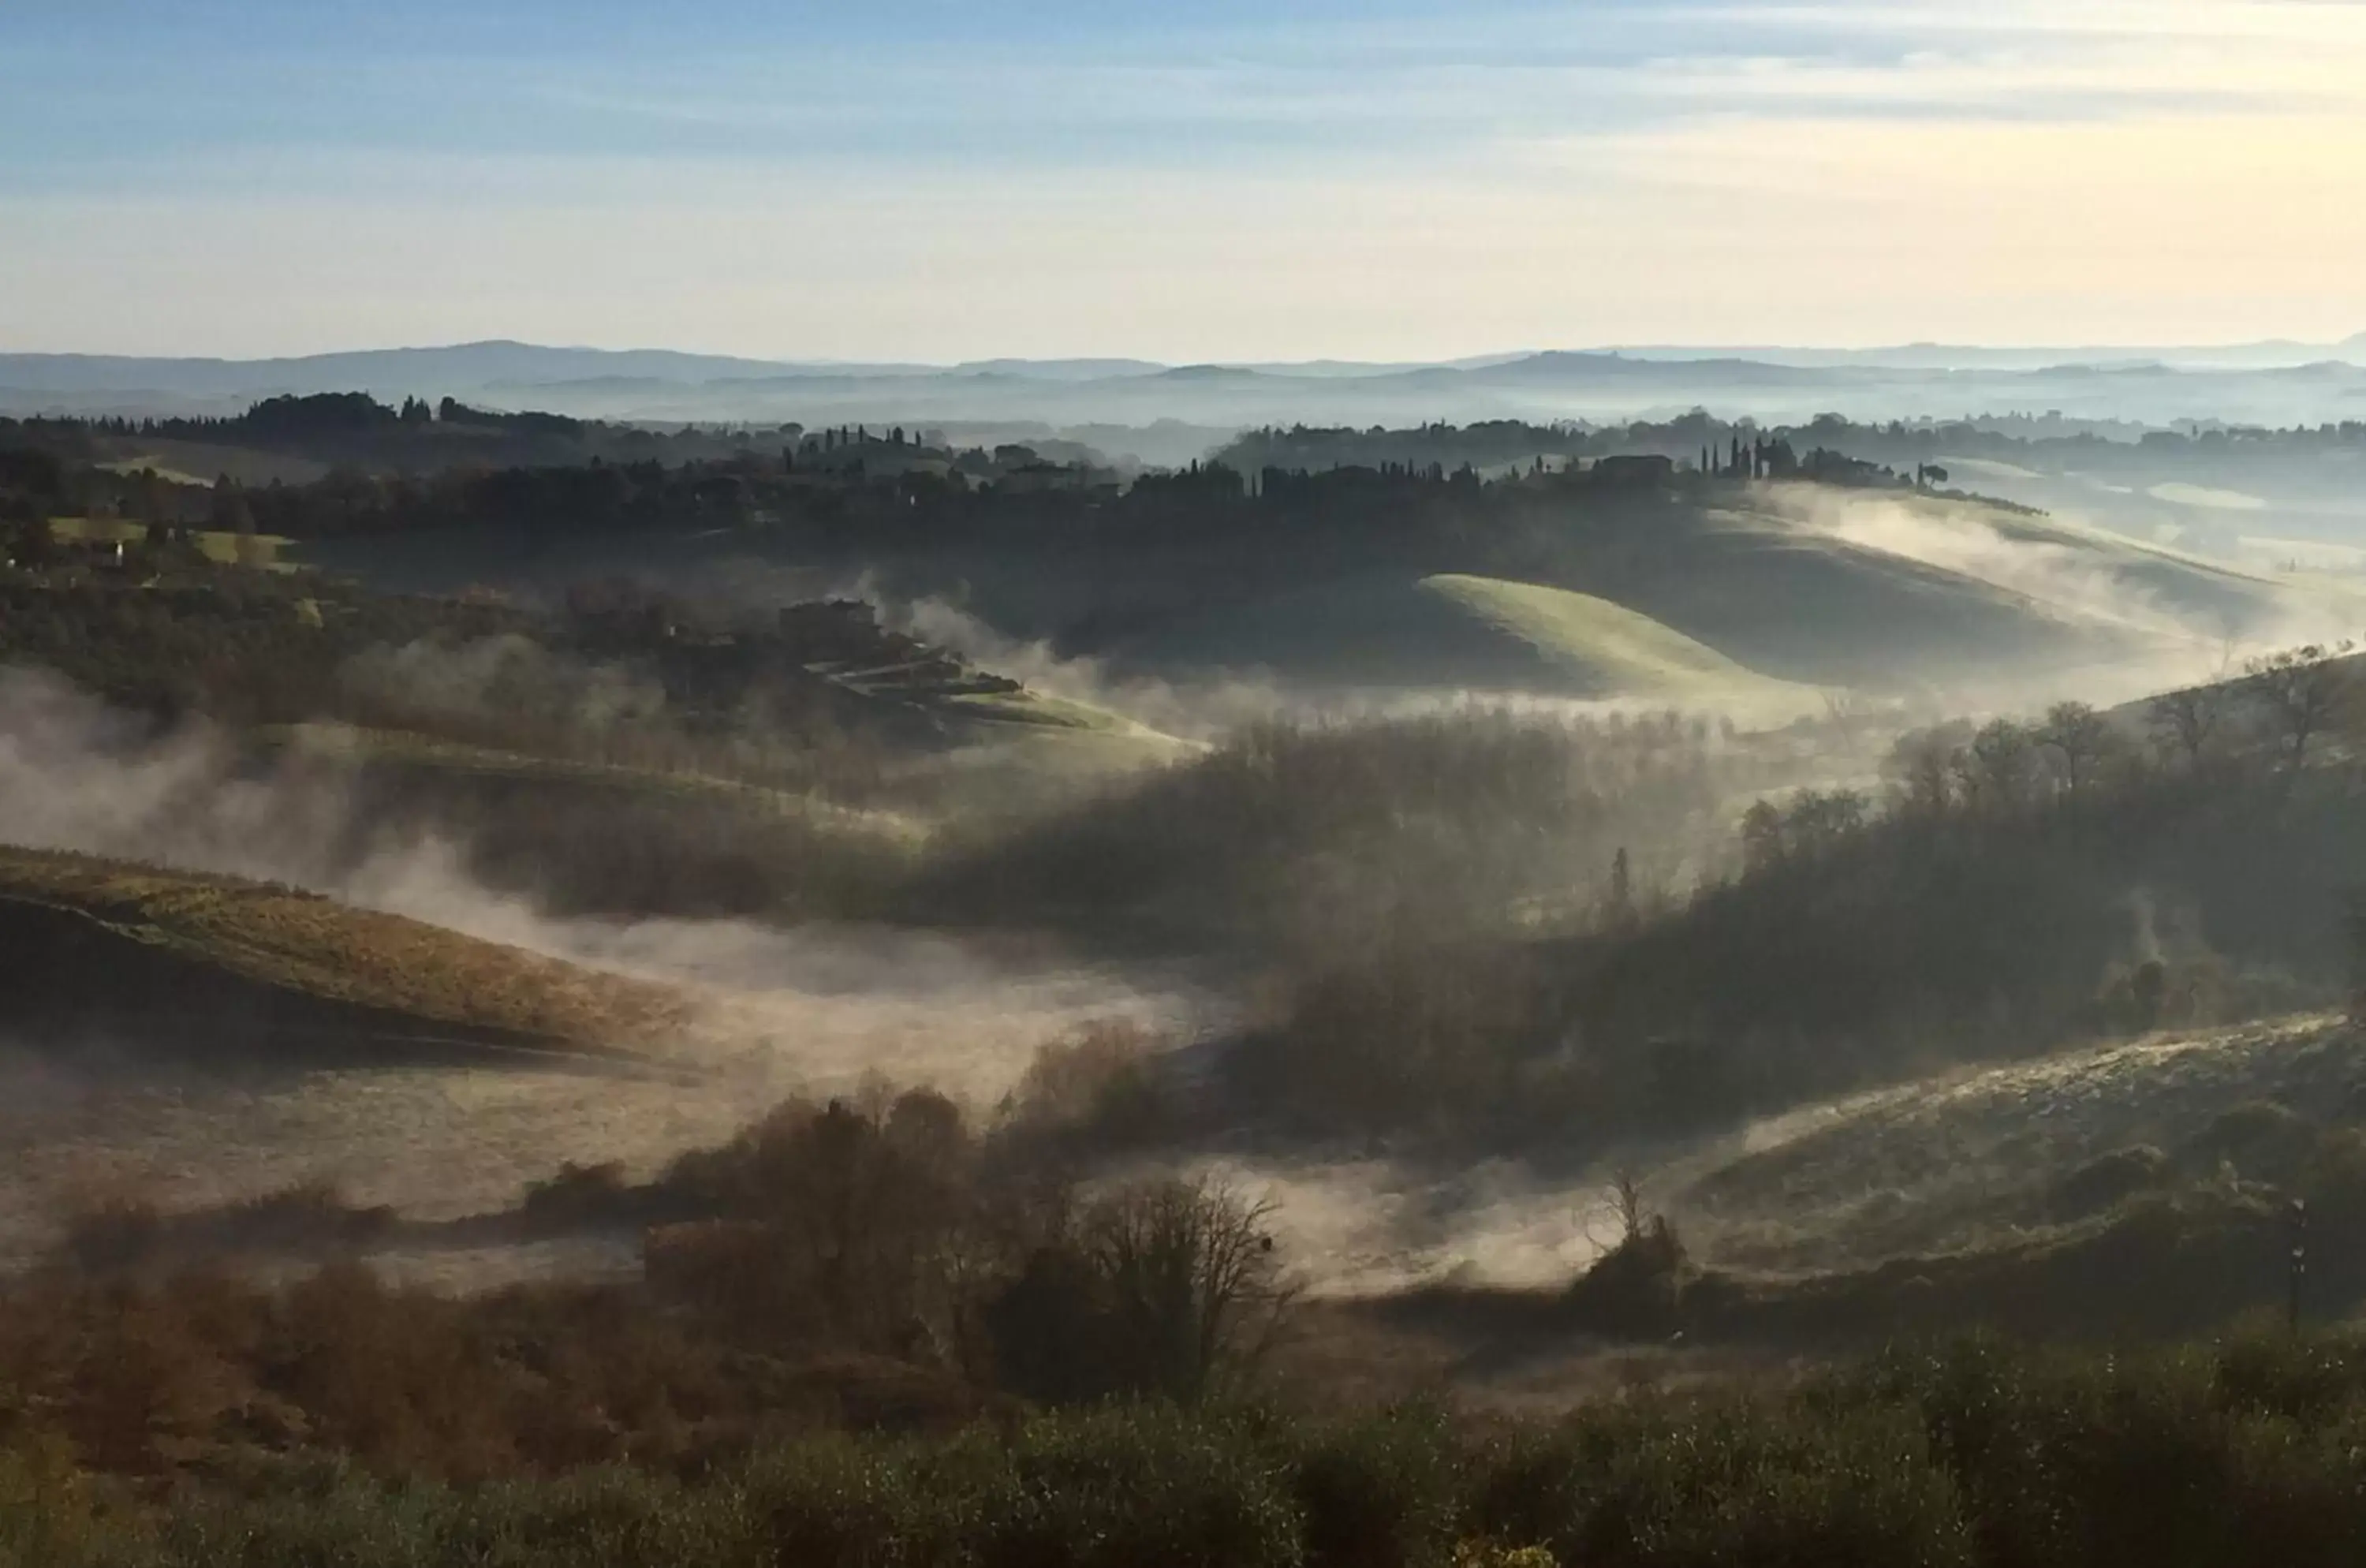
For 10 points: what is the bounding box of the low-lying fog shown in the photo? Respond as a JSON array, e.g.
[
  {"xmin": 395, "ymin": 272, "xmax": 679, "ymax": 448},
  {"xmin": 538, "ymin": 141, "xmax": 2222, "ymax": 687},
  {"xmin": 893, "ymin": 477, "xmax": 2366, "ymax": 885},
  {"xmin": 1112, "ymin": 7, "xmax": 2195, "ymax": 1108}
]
[
  {"xmin": 0, "ymin": 669, "xmax": 1215, "ymax": 1271},
  {"xmin": 0, "ymin": 499, "xmax": 2349, "ymax": 1297}
]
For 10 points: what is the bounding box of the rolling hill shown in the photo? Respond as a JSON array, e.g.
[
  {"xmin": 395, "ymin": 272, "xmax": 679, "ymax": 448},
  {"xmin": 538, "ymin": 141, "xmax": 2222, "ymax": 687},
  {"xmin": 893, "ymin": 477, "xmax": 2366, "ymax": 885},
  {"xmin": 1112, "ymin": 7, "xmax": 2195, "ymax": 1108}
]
[
  {"xmin": 1420, "ymin": 574, "xmax": 1824, "ymax": 711},
  {"xmin": 1110, "ymin": 569, "xmax": 1823, "ymax": 711},
  {"xmin": 1677, "ymin": 1012, "xmax": 2366, "ymax": 1275},
  {"xmin": 0, "ymin": 846, "xmax": 691, "ymax": 1063},
  {"xmin": 1079, "ymin": 487, "xmax": 2320, "ymax": 701}
]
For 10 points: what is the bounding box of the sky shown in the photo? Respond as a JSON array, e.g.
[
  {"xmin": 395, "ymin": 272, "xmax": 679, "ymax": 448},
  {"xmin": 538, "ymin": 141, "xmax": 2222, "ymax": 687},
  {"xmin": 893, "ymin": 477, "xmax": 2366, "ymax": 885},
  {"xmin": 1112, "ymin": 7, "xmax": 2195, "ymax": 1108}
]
[{"xmin": 3, "ymin": 0, "xmax": 2364, "ymax": 362}]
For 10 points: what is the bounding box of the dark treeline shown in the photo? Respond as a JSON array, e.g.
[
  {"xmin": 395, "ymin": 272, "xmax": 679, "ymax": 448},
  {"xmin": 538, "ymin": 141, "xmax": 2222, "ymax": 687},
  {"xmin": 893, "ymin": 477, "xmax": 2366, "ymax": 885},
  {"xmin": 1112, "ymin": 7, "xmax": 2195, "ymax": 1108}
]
[
  {"xmin": 0, "ymin": 395, "xmax": 800, "ymax": 480},
  {"xmin": 1219, "ymin": 415, "xmax": 1797, "ymax": 475},
  {"xmin": 1227, "ymin": 649, "xmax": 2366, "ymax": 1148},
  {"xmin": 2, "ymin": 394, "xmax": 1991, "ymax": 551},
  {"xmin": 0, "ymin": 526, "xmax": 1009, "ymax": 816},
  {"xmin": 1218, "ymin": 411, "xmax": 2366, "ymax": 478},
  {"xmin": 907, "ymin": 708, "xmax": 1759, "ymax": 962}
]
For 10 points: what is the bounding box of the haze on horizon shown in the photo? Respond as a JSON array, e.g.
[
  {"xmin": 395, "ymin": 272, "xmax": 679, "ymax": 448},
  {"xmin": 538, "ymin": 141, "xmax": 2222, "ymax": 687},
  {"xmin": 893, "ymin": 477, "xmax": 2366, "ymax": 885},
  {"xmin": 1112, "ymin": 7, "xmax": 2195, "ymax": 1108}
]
[{"xmin": 5, "ymin": 0, "xmax": 2366, "ymax": 364}]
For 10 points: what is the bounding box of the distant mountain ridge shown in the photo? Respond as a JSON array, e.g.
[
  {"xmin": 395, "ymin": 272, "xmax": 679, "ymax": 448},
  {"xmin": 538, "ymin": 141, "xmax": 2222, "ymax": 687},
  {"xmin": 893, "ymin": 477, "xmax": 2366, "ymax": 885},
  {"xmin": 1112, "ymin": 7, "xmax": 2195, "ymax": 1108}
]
[{"xmin": 6, "ymin": 335, "xmax": 2364, "ymax": 431}]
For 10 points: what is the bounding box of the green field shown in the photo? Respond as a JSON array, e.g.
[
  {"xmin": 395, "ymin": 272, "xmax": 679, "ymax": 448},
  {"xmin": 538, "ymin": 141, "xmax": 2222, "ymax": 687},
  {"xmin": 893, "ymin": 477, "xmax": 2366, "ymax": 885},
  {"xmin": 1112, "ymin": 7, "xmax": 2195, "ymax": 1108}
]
[
  {"xmin": 47, "ymin": 514, "xmax": 294, "ymax": 569},
  {"xmin": 1420, "ymin": 573, "xmax": 1826, "ymax": 712},
  {"xmin": 1111, "ymin": 568, "xmax": 1824, "ymax": 710}
]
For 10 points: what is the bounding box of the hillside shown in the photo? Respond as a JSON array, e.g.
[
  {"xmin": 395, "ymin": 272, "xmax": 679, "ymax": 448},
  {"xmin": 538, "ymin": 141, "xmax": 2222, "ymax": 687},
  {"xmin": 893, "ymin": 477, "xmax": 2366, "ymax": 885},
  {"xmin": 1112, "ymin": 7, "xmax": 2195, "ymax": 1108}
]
[
  {"xmin": 1677, "ymin": 1012, "xmax": 2366, "ymax": 1275},
  {"xmin": 0, "ymin": 846, "xmax": 690, "ymax": 1061},
  {"xmin": 37, "ymin": 401, "xmax": 2329, "ymax": 708},
  {"xmin": 1106, "ymin": 569, "xmax": 1813, "ymax": 707},
  {"xmin": 1076, "ymin": 487, "xmax": 2317, "ymax": 700},
  {"xmin": 1543, "ymin": 487, "xmax": 2310, "ymax": 693},
  {"xmin": 1420, "ymin": 574, "xmax": 1823, "ymax": 711}
]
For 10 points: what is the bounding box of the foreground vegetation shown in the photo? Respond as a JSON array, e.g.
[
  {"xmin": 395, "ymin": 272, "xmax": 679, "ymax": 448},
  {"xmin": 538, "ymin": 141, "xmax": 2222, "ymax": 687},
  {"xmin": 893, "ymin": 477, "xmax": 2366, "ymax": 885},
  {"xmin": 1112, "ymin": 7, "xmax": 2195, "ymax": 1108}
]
[{"xmin": 10, "ymin": 1331, "xmax": 2366, "ymax": 1567}]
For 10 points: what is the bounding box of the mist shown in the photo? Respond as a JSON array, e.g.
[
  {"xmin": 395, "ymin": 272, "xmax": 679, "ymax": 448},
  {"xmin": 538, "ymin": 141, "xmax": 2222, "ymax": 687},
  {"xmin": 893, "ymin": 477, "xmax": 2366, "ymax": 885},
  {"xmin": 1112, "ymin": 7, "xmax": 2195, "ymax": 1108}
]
[
  {"xmin": 0, "ymin": 666, "xmax": 1220, "ymax": 1265},
  {"xmin": 1771, "ymin": 485, "xmax": 2345, "ymax": 712}
]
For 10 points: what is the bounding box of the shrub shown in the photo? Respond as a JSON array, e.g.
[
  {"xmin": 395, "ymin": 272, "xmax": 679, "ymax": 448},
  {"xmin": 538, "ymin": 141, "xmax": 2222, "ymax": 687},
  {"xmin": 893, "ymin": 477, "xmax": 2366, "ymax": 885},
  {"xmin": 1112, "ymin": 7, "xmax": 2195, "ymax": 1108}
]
[
  {"xmin": 1470, "ymin": 1402, "xmax": 1969, "ymax": 1568},
  {"xmin": 0, "ymin": 1426, "xmax": 100, "ymax": 1568},
  {"xmin": 737, "ymin": 1436, "xmax": 959, "ymax": 1568},
  {"xmin": 1285, "ymin": 1406, "xmax": 1460, "ymax": 1568},
  {"xmin": 983, "ymin": 1407, "xmax": 1302, "ymax": 1568},
  {"xmin": 983, "ymin": 1178, "xmax": 1293, "ymax": 1407},
  {"xmin": 2050, "ymin": 1144, "xmax": 2171, "ymax": 1219},
  {"xmin": 1566, "ymin": 1216, "xmax": 1688, "ymax": 1340},
  {"xmin": 2185, "ymin": 1100, "xmax": 2314, "ymax": 1180}
]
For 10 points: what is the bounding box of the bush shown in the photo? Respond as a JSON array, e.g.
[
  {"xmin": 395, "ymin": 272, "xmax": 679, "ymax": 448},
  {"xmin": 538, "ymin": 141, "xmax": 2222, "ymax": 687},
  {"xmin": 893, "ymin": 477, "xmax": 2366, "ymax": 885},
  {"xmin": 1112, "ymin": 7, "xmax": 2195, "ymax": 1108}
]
[
  {"xmin": 1566, "ymin": 1215, "xmax": 1689, "ymax": 1340},
  {"xmin": 738, "ymin": 1436, "xmax": 961, "ymax": 1568},
  {"xmin": 1468, "ymin": 1403, "xmax": 1969, "ymax": 1568},
  {"xmin": 2050, "ymin": 1144, "xmax": 2171, "ymax": 1219},
  {"xmin": 1285, "ymin": 1406, "xmax": 1460, "ymax": 1568},
  {"xmin": 21, "ymin": 1327, "xmax": 2366, "ymax": 1568},
  {"xmin": 0, "ymin": 1427, "xmax": 100, "ymax": 1568},
  {"xmin": 983, "ymin": 1178, "xmax": 1293, "ymax": 1407},
  {"xmin": 983, "ymin": 1408, "xmax": 1302, "ymax": 1568},
  {"xmin": 2186, "ymin": 1101, "xmax": 2314, "ymax": 1179}
]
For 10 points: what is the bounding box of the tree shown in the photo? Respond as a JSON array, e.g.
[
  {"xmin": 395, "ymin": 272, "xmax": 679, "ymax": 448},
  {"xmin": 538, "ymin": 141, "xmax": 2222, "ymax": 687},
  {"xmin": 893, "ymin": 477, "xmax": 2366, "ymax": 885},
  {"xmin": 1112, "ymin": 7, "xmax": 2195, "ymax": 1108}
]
[
  {"xmin": 1084, "ymin": 1177, "xmax": 1292, "ymax": 1404},
  {"xmin": 1967, "ymin": 719, "xmax": 2039, "ymax": 812},
  {"xmin": 2148, "ymin": 682, "xmax": 2226, "ymax": 770},
  {"xmin": 1782, "ymin": 788, "xmax": 1868, "ymax": 857},
  {"xmin": 208, "ymin": 476, "xmax": 256, "ymax": 536},
  {"xmin": 1606, "ymin": 846, "xmax": 1635, "ymax": 928},
  {"xmin": 3, "ymin": 513, "xmax": 54, "ymax": 569},
  {"xmin": 1886, "ymin": 722, "xmax": 1968, "ymax": 819},
  {"xmin": 988, "ymin": 1177, "xmax": 1293, "ymax": 1406},
  {"xmin": 2039, "ymin": 700, "xmax": 2110, "ymax": 797},
  {"xmin": 1739, "ymin": 799, "xmax": 1784, "ymax": 874},
  {"xmin": 2241, "ymin": 643, "xmax": 2356, "ymax": 775}
]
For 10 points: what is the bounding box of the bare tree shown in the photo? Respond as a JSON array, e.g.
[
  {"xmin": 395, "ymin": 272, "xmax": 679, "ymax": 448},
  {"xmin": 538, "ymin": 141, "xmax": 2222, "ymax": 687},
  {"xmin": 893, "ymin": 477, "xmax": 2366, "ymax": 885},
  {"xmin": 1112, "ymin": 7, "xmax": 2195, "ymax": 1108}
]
[
  {"xmin": 1969, "ymin": 718, "xmax": 2039, "ymax": 812},
  {"xmin": 2241, "ymin": 643, "xmax": 2357, "ymax": 776},
  {"xmin": 2148, "ymin": 683, "xmax": 2226, "ymax": 771},
  {"xmin": 1739, "ymin": 799, "xmax": 1785, "ymax": 874},
  {"xmin": 1885, "ymin": 721, "xmax": 1970, "ymax": 819},
  {"xmin": 2039, "ymin": 700, "xmax": 2111, "ymax": 797},
  {"xmin": 1610, "ymin": 1167, "xmax": 1647, "ymax": 1245},
  {"xmin": 1084, "ymin": 1176, "xmax": 1296, "ymax": 1403}
]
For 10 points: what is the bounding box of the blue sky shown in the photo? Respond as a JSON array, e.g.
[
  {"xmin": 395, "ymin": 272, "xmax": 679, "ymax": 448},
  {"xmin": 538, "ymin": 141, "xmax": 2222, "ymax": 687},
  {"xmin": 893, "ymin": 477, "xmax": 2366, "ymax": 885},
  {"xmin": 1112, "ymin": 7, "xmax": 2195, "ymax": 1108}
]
[{"xmin": 5, "ymin": 1, "xmax": 2364, "ymax": 359}]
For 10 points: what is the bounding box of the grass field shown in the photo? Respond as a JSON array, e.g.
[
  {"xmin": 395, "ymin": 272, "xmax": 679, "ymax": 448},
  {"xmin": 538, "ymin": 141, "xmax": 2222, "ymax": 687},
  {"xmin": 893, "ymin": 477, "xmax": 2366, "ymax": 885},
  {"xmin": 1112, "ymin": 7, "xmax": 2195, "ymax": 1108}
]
[
  {"xmin": 1419, "ymin": 573, "xmax": 1825, "ymax": 713},
  {"xmin": 1676, "ymin": 1012, "xmax": 2366, "ymax": 1274},
  {"xmin": 46, "ymin": 515, "xmax": 294, "ymax": 569},
  {"xmin": 1111, "ymin": 569, "xmax": 1824, "ymax": 709},
  {"xmin": 0, "ymin": 846, "xmax": 689, "ymax": 1055}
]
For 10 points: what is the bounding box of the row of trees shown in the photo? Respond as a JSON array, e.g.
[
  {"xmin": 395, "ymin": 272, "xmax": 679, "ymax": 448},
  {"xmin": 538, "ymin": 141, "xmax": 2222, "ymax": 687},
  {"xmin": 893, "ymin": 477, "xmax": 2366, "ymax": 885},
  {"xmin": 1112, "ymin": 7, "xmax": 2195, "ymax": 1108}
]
[
  {"xmin": 1221, "ymin": 644, "xmax": 2366, "ymax": 1153},
  {"xmin": 1741, "ymin": 645, "xmax": 2361, "ymax": 876}
]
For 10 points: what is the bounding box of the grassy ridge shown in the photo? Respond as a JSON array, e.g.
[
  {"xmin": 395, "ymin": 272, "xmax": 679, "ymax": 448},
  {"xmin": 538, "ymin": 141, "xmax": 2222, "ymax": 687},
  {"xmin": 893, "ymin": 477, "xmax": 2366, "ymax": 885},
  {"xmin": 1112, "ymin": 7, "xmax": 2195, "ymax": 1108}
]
[
  {"xmin": 1420, "ymin": 573, "xmax": 1823, "ymax": 711},
  {"xmin": 0, "ymin": 846, "xmax": 689, "ymax": 1052}
]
